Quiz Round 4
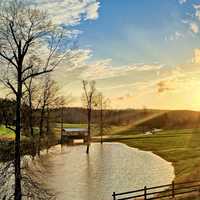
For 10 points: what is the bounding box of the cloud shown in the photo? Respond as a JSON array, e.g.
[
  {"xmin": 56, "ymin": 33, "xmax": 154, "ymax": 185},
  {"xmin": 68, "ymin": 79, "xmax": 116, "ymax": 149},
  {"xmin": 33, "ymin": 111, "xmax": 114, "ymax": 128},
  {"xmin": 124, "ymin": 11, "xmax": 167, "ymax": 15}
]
[
  {"xmin": 178, "ymin": 0, "xmax": 187, "ymax": 4},
  {"xmin": 192, "ymin": 48, "xmax": 200, "ymax": 64},
  {"xmin": 190, "ymin": 22, "xmax": 199, "ymax": 33},
  {"xmin": 165, "ymin": 31, "xmax": 184, "ymax": 41},
  {"xmin": 193, "ymin": 4, "xmax": 200, "ymax": 20},
  {"xmin": 57, "ymin": 48, "xmax": 92, "ymax": 72},
  {"xmin": 79, "ymin": 60, "xmax": 164, "ymax": 80},
  {"xmin": 32, "ymin": 0, "xmax": 100, "ymax": 25},
  {"xmin": 157, "ymin": 80, "xmax": 174, "ymax": 93},
  {"xmin": 56, "ymin": 47, "xmax": 164, "ymax": 80}
]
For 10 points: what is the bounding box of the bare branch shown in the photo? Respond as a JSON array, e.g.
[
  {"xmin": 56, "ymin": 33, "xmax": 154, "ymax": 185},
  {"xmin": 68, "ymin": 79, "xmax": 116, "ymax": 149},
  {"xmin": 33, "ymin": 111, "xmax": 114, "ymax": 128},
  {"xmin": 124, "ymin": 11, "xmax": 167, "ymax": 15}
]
[
  {"xmin": 0, "ymin": 78, "xmax": 17, "ymax": 95},
  {"xmin": 0, "ymin": 51, "xmax": 18, "ymax": 68},
  {"xmin": 9, "ymin": 22, "xmax": 19, "ymax": 48},
  {"xmin": 22, "ymin": 68, "xmax": 54, "ymax": 83}
]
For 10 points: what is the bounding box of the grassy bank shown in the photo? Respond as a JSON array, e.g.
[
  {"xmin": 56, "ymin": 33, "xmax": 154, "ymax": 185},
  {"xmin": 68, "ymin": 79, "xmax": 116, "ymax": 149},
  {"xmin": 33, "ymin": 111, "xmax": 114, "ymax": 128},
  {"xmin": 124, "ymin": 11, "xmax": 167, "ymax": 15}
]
[{"xmin": 0, "ymin": 125, "xmax": 15, "ymax": 141}]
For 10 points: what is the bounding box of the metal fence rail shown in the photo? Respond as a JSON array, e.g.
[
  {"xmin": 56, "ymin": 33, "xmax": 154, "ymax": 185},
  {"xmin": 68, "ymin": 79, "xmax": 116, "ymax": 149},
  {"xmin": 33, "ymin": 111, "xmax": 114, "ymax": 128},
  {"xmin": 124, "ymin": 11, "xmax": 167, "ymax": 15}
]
[{"xmin": 112, "ymin": 180, "xmax": 200, "ymax": 200}]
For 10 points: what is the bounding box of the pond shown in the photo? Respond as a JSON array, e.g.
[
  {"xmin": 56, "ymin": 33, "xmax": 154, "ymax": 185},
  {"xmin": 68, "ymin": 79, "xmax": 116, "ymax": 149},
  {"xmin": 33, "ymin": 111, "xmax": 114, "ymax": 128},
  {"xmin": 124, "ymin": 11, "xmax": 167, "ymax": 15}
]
[{"xmin": 33, "ymin": 142, "xmax": 174, "ymax": 200}]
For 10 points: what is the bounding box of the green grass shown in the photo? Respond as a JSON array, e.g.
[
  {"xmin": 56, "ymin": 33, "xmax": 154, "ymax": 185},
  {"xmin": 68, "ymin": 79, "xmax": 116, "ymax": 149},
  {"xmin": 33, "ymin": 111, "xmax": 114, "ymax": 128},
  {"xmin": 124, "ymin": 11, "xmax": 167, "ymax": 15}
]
[
  {"xmin": 0, "ymin": 125, "xmax": 15, "ymax": 140},
  {"xmin": 55, "ymin": 123, "xmax": 87, "ymax": 129},
  {"xmin": 0, "ymin": 125, "xmax": 15, "ymax": 136}
]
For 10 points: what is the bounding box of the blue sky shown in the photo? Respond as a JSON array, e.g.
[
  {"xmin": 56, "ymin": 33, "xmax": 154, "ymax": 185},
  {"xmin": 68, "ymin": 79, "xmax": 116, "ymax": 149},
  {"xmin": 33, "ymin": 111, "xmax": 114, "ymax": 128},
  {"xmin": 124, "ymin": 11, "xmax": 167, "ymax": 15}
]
[{"xmin": 76, "ymin": 0, "xmax": 200, "ymax": 66}]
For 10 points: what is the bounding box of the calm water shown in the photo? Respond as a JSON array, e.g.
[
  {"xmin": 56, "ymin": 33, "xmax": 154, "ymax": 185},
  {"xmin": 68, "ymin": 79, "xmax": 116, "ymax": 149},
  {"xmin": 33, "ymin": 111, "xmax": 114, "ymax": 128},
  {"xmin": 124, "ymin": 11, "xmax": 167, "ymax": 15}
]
[{"xmin": 32, "ymin": 143, "xmax": 174, "ymax": 200}]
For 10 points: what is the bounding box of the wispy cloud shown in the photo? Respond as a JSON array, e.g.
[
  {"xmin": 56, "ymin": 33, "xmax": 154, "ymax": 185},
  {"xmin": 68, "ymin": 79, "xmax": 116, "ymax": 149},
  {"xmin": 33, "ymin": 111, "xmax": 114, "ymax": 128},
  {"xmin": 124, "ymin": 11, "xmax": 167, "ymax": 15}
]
[
  {"xmin": 165, "ymin": 31, "xmax": 184, "ymax": 41},
  {"xmin": 157, "ymin": 80, "xmax": 175, "ymax": 93},
  {"xmin": 193, "ymin": 4, "xmax": 200, "ymax": 20},
  {"xmin": 56, "ymin": 48, "xmax": 164, "ymax": 80},
  {"xmin": 32, "ymin": 0, "xmax": 100, "ymax": 25},
  {"xmin": 190, "ymin": 22, "xmax": 199, "ymax": 33},
  {"xmin": 79, "ymin": 60, "xmax": 164, "ymax": 80},
  {"xmin": 178, "ymin": 0, "xmax": 187, "ymax": 4}
]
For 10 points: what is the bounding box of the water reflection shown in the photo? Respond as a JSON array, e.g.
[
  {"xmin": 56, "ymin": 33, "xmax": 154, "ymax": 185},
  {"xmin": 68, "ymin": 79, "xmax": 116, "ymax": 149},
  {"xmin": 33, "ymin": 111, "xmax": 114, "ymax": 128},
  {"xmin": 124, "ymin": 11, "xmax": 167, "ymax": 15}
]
[{"xmin": 36, "ymin": 143, "xmax": 174, "ymax": 200}]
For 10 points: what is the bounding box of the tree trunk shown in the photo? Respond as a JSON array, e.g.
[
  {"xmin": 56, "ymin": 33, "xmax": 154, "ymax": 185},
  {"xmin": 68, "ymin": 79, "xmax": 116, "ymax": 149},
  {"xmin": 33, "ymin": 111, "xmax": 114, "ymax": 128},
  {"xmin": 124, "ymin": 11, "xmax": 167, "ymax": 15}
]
[
  {"xmin": 86, "ymin": 108, "xmax": 91, "ymax": 154},
  {"xmin": 29, "ymin": 109, "xmax": 34, "ymax": 137},
  {"xmin": 46, "ymin": 107, "xmax": 50, "ymax": 153},
  {"xmin": 61, "ymin": 107, "xmax": 64, "ymax": 135},
  {"xmin": 39, "ymin": 107, "xmax": 45, "ymax": 137},
  {"xmin": 29, "ymin": 97, "xmax": 34, "ymax": 137},
  {"xmin": 46, "ymin": 107, "xmax": 50, "ymax": 134},
  {"xmin": 100, "ymin": 107, "xmax": 103, "ymax": 144},
  {"xmin": 15, "ymin": 78, "xmax": 22, "ymax": 200}
]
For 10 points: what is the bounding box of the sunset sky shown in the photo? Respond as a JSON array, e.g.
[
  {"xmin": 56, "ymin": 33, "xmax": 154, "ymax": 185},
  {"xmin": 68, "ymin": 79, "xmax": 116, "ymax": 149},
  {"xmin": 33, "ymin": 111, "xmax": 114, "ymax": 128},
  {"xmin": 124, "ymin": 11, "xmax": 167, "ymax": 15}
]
[{"xmin": 3, "ymin": 0, "xmax": 200, "ymax": 110}]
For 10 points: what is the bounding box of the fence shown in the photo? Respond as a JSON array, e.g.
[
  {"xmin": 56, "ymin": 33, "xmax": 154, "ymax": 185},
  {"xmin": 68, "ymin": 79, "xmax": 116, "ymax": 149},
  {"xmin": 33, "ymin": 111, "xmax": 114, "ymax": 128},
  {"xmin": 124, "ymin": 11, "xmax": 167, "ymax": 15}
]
[{"xmin": 112, "ymin": 180, "xmax": 200, "ymax": 200}]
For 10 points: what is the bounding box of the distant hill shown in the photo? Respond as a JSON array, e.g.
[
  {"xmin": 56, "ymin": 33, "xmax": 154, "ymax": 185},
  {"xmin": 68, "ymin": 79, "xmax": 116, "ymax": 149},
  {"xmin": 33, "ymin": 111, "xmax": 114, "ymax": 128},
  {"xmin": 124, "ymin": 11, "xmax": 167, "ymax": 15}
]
[
  {"xmin": 33, "ymin": 107, "xmax": 200, "ymax": 128},
  {"xmin": 134, "ymin": 110, "xmax": 200, "ymax": 130},
  {"xmin": 50, "ymin": 107, "xmax": 161, "ymax": 125}
]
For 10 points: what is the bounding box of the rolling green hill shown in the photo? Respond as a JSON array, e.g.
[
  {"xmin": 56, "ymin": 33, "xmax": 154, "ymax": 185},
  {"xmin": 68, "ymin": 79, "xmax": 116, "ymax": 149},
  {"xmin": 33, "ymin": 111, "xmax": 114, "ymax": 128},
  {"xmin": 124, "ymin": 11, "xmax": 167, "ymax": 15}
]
[{"xmin": 134, "ymin": 110, "xmax": 200, "ymax": 130}]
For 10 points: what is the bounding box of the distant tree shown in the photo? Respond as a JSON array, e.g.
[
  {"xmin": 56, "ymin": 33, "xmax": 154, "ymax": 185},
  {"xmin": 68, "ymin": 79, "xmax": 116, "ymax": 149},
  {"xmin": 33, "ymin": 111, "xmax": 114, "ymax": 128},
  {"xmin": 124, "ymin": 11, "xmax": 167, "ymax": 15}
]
[
  {"xmin": 58, "ymin": 95, "xmax": 73, "ymax": 135},
  {"xmin": 22, "ymin": 75, "xmax": 38, "ymax": 137},
  {"xmin": 143, "ymin": 106, "xmax": 148, "ymax": 115},
  {"xmin": 0, "ymin": 98, "xmax": 15, "ymax": 127},
  {"xmin": 38, "ymin": 75, "xmax": 60, "ymax": 137},
  {"xmin": 95, "ymin": 93, "xmax": 110, "ymax": 144},
  {"xmin": 82, "ymin": 80, "xmax": 97, "ymax": 154}
]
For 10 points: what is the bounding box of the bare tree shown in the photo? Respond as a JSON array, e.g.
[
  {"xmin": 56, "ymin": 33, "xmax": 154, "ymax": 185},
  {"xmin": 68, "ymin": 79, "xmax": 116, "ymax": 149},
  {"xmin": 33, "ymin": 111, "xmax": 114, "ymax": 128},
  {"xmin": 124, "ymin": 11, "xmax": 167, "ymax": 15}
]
[
  {"xmin": 95, "ymin": 93, "xmax": 110, "ymax": 144},
  {"xmin": 0, "ymin": 1, "xmax": 67, "ymax": 199},
  {"xmin": 58, "ymin": 95, "xmax": 73, "ymax": 135},
  {"xmin": 22, "ymin": 74, "xmax": 38, "ymax": 137},
  {"xmin": 38, "ymin": 75, "xmax": 60, "ymax": 137},
  {"xmin": 82, "ymin": 80, "xmax": 96, "ymax": 154}
]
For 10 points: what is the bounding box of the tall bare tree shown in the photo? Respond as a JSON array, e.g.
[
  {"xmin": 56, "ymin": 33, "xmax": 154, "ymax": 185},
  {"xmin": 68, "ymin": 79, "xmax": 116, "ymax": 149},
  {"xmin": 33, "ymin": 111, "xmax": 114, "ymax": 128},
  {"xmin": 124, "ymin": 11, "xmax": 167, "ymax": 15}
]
[
  {"xmin": 23, "ymin": 74, "xmax": 38, "ymax": 137},
  {"xmin": 38, "ymin": 75, "xmax": 60, "ymax": 137},
  {"xmin": 95, "ymin": 93, "xmax": 110, "ymax": 144},
  {"xmin": 59, "ymin": 95, "xmax": 72, "ymax": 135},
  {"xmin": 82, "ymin": 80, "xmax": 96, "ymax": 154},
  {"xmin": 0, "ymin": 1, "xmax": 67, "ymax": 199}
]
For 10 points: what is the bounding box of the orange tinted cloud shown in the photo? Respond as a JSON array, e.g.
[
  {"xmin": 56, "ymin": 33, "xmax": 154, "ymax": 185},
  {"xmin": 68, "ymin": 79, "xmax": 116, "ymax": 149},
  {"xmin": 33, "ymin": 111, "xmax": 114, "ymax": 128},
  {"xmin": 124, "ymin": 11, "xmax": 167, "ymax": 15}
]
[{"xmin": 157, "ymin": 80, "xmax": 174, "ymax": 93}]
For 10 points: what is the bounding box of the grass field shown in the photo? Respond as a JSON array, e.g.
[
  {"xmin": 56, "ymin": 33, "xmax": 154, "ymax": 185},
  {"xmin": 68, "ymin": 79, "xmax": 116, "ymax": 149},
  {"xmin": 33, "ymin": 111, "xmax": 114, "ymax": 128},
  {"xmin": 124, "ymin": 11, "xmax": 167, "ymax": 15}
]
[{"xmin": 55, "ymin": 123, "xmax": 88, "ymax": 129}]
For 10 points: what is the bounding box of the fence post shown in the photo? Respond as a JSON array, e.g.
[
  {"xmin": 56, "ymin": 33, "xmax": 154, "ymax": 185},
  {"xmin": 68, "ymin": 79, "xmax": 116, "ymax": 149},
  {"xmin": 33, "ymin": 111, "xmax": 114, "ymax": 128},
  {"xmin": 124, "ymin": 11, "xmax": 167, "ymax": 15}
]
[
  {"xmin": 172, "ymin": 181, "xmax": 175, "ymax": 198},
  {"xmin": 144, "ymin": 186, "xmax": 147, "ymax": 200},
  {"xmin": 112, "ymin": 192, "xmax": 116, "ymax": 200}
]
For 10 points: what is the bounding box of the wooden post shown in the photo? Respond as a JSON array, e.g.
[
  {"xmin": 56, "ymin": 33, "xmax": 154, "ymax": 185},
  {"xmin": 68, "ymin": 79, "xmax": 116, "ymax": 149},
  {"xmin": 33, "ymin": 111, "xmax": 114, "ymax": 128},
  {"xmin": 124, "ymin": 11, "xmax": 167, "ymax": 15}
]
[
  {"xmin": 172, "ymin": 181, "xmax": 175, "ymax": 198},
  {"xmin": 144, "ymin": 186, "xmax": 147, "ymax": 200},
  {"xmin": 112, "ymin": 192, "xmax": 116, "ymax": 200}
]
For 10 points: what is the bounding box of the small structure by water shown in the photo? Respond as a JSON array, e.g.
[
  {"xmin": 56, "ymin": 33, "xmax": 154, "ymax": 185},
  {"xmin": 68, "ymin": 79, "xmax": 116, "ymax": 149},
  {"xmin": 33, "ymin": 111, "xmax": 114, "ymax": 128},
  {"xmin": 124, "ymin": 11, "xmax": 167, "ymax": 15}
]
[{"xmin": 61, "ymin": 128, "xmax": 88, "ymax": 144}]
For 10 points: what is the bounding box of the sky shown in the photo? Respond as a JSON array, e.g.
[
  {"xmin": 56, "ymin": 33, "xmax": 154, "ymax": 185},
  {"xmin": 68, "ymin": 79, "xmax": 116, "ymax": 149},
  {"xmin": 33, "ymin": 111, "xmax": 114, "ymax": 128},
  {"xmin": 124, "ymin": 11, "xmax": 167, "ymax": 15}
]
[{"xmin": 3, "ymin": 0, "xmax": 200, "ymax": 110}]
